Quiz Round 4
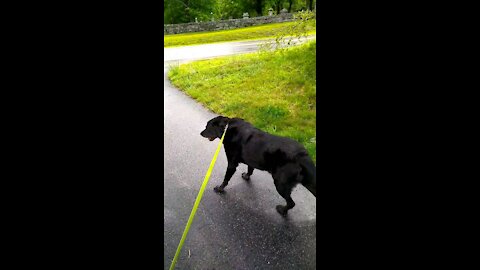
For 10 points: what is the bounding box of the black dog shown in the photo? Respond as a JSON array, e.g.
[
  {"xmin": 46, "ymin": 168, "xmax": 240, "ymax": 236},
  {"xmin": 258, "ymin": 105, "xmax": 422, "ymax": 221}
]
[{"xmin": 200, "ymin": 116, "xmax": 316, "ymax": 216}]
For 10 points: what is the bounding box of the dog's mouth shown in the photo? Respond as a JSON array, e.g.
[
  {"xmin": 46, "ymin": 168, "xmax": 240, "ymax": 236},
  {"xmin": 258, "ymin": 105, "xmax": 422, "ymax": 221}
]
[{"xmin": 208, "ymin": 137, "xmax": 215, "ymax": 141}]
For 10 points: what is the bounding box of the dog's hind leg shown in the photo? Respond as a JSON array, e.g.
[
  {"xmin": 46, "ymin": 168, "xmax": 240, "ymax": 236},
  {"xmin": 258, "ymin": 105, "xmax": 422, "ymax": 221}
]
[
  {"xmin": 241, "ymin": 166, "xmax": 254, "ymax": 181},
  {"xmin": 273, "ymin": 165, "xmax": 300, "ymax": 216},
  {"xmin": 214, "ymin": 162, "xmax": 238, "ymax": 193},
  {"xmin": 274, "ymin": 181, "xmax": 296, "ymax": 216}
]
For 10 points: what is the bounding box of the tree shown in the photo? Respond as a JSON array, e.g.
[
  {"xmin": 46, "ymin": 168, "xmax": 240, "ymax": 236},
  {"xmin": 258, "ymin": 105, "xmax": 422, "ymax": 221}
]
[
  {"xmin": 164, "ymin": 0, "xmax": 216, "ymax": 24},
  {"xmin": 305, "ymin": 0, "xmax": 315, "ymax": 11},
  {"xmin": 165, "ymin": 0, "xmax": 292, "ymax": 24},
  {"xmin": 255, "ymin": 0, "xmax": 263, "ymax": 16},
  {"xmin": 266, "ymin": 0, "xmax": 306, "ymax": 14},
  {"xmin": 288, "ymin": 0, "xmax": 293, "ymax": 13},
  {"xmin": 213, "ymin": 0, "xmax": 244, "ymax": 20},
  {"xmin": 272, "ymin": 0, "xmax": 285, "ymax": 14}
]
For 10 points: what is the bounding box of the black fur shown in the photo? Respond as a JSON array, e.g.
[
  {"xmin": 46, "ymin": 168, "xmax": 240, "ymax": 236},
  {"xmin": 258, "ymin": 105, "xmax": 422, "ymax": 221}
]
[{"xmin": 200, "ymin": 116, "xmax": 316, "ymax": 216}]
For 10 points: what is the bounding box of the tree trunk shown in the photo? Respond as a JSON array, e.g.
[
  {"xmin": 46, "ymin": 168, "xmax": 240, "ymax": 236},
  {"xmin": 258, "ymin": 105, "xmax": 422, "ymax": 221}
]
[
  {"xmin": 288, "ymin": 0, "xmax": 293, "ymax": 13},
  {"xmin": 305, "ymin": 0, "xmax": 314, "ymax": 10},
  {"xmin": 256, "ymin": 0, "xmax": 263, "ymax": 16}
]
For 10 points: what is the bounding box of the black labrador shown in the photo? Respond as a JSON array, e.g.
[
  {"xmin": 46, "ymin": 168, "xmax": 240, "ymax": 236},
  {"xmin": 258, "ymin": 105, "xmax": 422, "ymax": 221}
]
[{"xmin": 200, "ymin": 116, "xmax": 316, "ymax": 216}]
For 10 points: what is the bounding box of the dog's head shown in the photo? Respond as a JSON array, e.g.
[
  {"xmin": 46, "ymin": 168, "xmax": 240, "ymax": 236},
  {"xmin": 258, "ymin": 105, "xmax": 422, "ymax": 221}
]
[{"xmin": 200, "ymin": 116, "xmax": 230, "ymax": 141}]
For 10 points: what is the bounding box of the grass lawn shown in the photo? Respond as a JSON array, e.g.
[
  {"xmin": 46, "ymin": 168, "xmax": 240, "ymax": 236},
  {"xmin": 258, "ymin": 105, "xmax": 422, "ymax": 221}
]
[
  {"xmin": 168, "ymin": 41, "xmax": 316, "ymax": 163},
  {"xmin": 164, "ymin": 21, "xmax": 316, "ymax": 47}
]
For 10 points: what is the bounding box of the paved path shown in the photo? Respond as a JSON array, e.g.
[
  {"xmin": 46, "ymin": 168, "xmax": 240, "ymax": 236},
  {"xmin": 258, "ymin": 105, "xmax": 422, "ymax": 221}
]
[
  {"xmin": 164, "ymin": 38, "xmax": 316, "ymax": 270},
  {"xmin": 164, "ymin": 36, "xmax": 316, "ymax": 67}
]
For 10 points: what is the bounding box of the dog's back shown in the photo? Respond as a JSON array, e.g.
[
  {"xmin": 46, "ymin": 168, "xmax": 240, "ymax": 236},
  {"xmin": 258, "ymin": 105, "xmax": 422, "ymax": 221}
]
[
  {"xmin": 228, "ymin": 118, "xmax": 316, "ymax": 196},
  {"xmin": 204, "ymin": 116, "xmax": 316, "ymax": 215}
]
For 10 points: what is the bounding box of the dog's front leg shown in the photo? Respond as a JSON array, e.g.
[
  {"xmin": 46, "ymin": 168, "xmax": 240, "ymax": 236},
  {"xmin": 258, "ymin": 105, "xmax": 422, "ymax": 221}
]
[{"xmin": 214, "ymin": 164, "xmax": 237, "ymax": 193}]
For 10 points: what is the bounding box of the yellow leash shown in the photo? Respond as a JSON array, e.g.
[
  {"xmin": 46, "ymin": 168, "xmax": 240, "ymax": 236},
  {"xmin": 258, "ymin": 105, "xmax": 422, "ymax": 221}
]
[{"xmin": 169, "ymin": 124, "xmax": 228, "ymax": 270}]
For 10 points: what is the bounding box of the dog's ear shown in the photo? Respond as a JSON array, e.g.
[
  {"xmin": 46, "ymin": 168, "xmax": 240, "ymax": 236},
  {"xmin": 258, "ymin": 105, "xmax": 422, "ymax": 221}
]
[
  {"xmin": 214, "ymin": 116, "xmax": 230, "ymax": 138},
  {"xmin": 218, "ymin": 116, "xmax": 230, "ymax": 128}
]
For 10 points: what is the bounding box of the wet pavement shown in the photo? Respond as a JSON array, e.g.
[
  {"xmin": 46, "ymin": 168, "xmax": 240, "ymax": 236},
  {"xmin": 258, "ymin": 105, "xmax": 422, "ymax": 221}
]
[
  {"xmin": 164, "ymin": 39, "xmax": 316, "ymax": 269},
  {"xmin": 164, "ymin": 36, "xmax": 315, "ymax": 67}
]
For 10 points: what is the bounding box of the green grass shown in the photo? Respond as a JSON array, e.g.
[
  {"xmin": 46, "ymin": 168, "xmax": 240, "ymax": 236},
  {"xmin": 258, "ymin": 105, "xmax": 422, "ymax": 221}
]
[
  {"xmin": 164, "ymin": 21, "xmax": 316, "ymax": 47},
  {"xmin": 168, "ymin": 41, "xmax": 316, "ymax": 163}
]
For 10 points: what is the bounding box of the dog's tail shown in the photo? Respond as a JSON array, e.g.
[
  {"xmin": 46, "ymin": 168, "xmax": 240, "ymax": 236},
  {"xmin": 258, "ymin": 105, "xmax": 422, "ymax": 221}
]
[{"xmin": 299, "ymin": 156, "xmax": 316, "ymax": 197}]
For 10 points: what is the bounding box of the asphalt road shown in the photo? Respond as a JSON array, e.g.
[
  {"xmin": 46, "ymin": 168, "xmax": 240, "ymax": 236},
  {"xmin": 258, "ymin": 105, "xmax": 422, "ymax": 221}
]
[
  {"xmin": 164, "ymin": 36, "xmax": 315, "ymax": 67},
  {"xmin": 164, "ymin": 38, "xmax": 316, "ymax": 269}
]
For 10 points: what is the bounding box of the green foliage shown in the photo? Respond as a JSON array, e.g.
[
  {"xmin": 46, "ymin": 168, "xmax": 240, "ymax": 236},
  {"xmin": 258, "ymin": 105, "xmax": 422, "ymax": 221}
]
[
  {"xmin": 164, "ymin": 0, "xmax": 216, "ymax": 24},
  {"xmin": 164, "ymin": 0, "xmax": 316, "ymax": 24},
  {"xmin": 259, "ymin": 9, "xmax": 316, "ymax": 51},
  {"xmin": 213, "ymin": 0, "xmax": 240, "ymax": 20},
  {"xmin": 168, "ymin": 41, "xmax": 317, "ymax": 162}
]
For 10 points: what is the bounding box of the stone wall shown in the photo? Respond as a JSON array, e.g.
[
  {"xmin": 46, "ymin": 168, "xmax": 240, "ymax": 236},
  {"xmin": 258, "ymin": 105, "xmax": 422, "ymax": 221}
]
[{"xmin": 164, "ymin": 13, "xmax": 294, "ymax": 35}]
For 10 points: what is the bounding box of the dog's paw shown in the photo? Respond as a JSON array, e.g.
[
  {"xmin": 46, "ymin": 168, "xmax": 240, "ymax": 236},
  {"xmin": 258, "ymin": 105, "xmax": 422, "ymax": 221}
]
[
  {"xmin": 276, "ymin": 205, "xmax": 288, "ymax": 216},
  {"xmin": 213, "ymin": 186, "xmax": 225, "ymax": 193},
  {"xmin": 241, "ymin": 173, "xmax": 250, "ymax": 181}
]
